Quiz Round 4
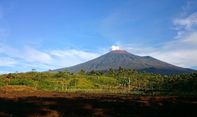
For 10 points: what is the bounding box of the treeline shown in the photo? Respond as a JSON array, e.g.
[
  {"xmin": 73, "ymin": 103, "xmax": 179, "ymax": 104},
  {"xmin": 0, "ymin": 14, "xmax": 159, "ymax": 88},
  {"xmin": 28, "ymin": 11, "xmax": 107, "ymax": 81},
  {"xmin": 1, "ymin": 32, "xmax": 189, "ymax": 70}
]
[
  {"xmin": 0, "ymin": 68, "xmax": 197, "ymax": 95},
  {"xmin": 87, "ymin": 67, "xmax": 197, "ymax": 93}
]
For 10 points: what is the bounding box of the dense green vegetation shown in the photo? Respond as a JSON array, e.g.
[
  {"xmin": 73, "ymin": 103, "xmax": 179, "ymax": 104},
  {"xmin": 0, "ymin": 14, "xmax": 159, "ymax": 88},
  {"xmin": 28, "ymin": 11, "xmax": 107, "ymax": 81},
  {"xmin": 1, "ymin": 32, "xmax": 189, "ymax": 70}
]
[{"xmin": 0, "ymin": 68, "xmax": 196, "ymax": 95}]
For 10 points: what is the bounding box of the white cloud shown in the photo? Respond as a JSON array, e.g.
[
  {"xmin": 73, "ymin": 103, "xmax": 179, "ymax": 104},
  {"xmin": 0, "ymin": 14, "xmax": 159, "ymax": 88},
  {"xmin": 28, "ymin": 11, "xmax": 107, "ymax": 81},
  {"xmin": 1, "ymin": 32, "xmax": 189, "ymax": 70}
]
[
  {"xmin": 78, "ymin": 34, "xmax": 197, "ymax": 68},
  {"xmin": 173, "ymin": 12, "xmax": 197, "ymax": 39},
  {"xmin": 118, "ymin": 12, "xmax": 197, "ymax": 69},
  {"xmin": 50, "ymin": 49, "xmax": 100, "ymax": 67},
  {"xmin": 0, "ymin": 44, "xmax": 101, "ymax": 72},
  {"xmin": 121, "ymin": 12, "xmax": 197, "ymax": 68},
  {"xmin": 174, "ymin": 12, "xmax": 197, "ymax": 30},
  {"xmin": 150, "ymin": 47, "xmax": 197, "ymax": 68},
  {"xmin": 182, "ymin": 32, "xmax": 197, "ymax": 44},
  {"xmin": 0, "ymin": 45, "xmax": 53, "ymax": 70},
  {"xmin": 24, "ymin": 47, "xmax": 52, "ymax": 64},
  {"xmin": 123, "ymin": 36, "xmax": 197, "ymax": 68},
  {"xmin": 50, "ymin": 49, "xmax": 99, "ymax": 60},
  {"xmin": 111, "ymin": 45, "xmax": 120, "ymax": 51},
  {"xmin": 0, "ymin": 57, "xmax": 17, "ymax": 66},
  {"xmin": 152, "ymin": 12, "xmax": 197, "ymax": 68}
]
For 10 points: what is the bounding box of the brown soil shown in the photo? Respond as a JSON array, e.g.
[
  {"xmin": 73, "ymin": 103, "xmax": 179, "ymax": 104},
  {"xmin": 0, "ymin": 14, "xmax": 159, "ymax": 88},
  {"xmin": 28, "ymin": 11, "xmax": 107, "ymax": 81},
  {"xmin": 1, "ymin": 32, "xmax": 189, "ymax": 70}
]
[{"xmin": 0, "ymin": 87, "xmax": 196, "ymax": 117}]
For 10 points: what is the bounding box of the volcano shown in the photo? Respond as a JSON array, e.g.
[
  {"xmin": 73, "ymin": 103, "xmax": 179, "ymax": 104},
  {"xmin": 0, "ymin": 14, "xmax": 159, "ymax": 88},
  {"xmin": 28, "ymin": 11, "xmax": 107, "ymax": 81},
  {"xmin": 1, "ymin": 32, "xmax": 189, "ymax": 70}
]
[{"xmin": 53, "ymin": 50, "xmax": 195, "ymax": 75}]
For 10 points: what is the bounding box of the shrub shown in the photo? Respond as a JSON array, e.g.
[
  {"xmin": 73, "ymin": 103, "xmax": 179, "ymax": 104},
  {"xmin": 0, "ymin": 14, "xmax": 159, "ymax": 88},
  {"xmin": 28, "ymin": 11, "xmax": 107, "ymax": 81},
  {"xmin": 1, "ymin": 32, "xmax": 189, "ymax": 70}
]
[
  {"xmin": 0, "ymin": 78, "xmax": 5, "ymax": 86},
  {"xmin": 96, "ymin": 76, "xmax": 117, "ymax": 86},
  {"xmin": 37, "ymin": 80, "xmax": 56, "ymax": 90},
  {"xmin": 68, "ymin": 79, "xmax": 79, "ymax": 88},
  {"xmin": 9, "ymin": 78, "xmax": 34, "ymax": 86}
]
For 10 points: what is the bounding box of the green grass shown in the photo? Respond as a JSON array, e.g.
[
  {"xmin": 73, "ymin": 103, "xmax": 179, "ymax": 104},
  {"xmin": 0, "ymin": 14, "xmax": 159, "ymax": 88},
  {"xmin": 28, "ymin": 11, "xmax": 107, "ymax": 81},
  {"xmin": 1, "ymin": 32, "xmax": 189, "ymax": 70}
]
[
  {"xmin": 0, "ymin": 78, "xmax": 5, "ymax": 86},
  {"xmin": 8, "ymin": 78, "xmax": 34, "ymax": 86}
]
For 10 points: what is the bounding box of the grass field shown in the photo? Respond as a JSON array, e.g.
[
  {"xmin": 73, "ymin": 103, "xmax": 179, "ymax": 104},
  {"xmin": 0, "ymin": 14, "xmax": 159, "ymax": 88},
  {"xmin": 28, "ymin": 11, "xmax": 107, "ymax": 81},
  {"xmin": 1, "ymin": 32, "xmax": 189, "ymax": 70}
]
[{"xmin": 0, "ymin": 71, "xmax": 196, "ymax": 95}]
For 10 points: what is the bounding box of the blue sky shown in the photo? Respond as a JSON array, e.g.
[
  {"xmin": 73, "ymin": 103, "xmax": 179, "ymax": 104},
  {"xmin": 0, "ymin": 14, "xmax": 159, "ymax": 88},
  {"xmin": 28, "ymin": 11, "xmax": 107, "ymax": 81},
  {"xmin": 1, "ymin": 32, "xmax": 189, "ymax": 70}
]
[{"xmin": 0, "ymin": 0, "xmax": 197, "ymax": 73}]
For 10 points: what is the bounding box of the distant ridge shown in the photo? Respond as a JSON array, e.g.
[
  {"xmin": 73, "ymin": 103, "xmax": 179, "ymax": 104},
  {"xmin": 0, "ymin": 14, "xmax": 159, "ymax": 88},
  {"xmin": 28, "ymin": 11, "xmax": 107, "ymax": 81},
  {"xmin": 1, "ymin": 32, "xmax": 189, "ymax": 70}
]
[{"xmin": 53, "ymin": 50, "xmax": 195, "ymax": 75}]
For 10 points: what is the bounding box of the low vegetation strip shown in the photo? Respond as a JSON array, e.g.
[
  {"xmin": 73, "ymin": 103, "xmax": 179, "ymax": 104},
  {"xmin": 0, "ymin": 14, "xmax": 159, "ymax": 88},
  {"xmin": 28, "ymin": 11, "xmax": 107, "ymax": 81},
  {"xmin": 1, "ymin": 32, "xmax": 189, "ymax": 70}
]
[{"xmin": 0, "ymin": 68, "xmax": 197, "ymax": 95}]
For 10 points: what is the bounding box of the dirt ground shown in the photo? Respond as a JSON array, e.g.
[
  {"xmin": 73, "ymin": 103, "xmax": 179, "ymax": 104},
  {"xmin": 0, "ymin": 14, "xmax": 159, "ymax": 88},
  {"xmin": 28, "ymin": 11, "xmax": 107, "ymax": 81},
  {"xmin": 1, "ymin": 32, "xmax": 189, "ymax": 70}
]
[{"xmin": 0, "ymin": 87, "xmax": 196, "ymax": 117}]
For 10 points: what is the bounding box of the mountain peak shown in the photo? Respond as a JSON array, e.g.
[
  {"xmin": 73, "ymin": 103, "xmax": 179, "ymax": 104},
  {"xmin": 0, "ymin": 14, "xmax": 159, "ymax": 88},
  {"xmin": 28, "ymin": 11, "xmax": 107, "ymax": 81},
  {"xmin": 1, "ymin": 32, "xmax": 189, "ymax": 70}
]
[
  {"xmin": 111, "ymin": 50, "xmax": 128, "ymax": 54},
  {"xmin": 53, "ymin": 49, "xmax": 195, "ymax": 75},
  {"xmin": 110, "ymin": 45, "xmax": 128, "ymax": 54}
]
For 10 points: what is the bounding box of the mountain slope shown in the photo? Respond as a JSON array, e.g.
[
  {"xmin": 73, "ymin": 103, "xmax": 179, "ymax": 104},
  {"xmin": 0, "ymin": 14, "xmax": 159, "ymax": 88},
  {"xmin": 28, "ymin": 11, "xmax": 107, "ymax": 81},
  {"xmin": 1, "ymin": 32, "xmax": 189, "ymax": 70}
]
[{"xmin": 53, "ymin": 50, "xmax": 194, "ymax": 74}]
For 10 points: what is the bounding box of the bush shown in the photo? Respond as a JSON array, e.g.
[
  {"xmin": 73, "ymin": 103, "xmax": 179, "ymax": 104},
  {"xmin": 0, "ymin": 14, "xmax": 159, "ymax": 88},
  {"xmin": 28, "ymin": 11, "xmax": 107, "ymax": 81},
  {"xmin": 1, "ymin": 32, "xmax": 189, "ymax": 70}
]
[
  {"xmin": 0, "ymin": 78, "xmax": 5, "ymax": 86},
  {"xmin": 96, "ymin": 76, "xmax": 117, "ymax": 86},
  {"xmin": 68, "ymin": 79, "xmax": 79, "ymax": 88},
  {"xmin": 37, "ymin": 80, "xmax": 56, "ymax": 90},
  {"xmin": 54, "ymin": 72, "xmax": 70, "ymax": 79},
  {"xmin": 9, "ymin": 78, "xmax": 34, "ymax": 86}
]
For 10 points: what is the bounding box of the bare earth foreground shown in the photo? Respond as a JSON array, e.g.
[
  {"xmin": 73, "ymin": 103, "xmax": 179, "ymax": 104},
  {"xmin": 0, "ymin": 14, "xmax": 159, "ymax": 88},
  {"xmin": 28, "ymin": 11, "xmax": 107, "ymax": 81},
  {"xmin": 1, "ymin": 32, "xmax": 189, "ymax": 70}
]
[{"xmin": 0, "ymin": 87, "xmax": 196, "ymax": 117}]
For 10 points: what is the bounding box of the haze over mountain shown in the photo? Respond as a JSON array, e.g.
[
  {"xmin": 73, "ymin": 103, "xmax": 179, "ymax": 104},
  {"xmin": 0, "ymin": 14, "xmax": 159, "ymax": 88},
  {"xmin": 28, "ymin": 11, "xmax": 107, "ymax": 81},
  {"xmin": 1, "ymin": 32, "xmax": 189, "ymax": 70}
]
[{"xmin": 53, "ymin": 48, "xmax": 195, "ymax": 75}]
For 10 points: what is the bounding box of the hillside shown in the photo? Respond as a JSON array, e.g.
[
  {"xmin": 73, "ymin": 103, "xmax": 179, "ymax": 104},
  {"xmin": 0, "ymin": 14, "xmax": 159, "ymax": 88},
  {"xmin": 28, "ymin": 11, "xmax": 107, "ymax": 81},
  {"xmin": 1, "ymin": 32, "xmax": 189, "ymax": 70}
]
[{"xmin": 53, "ymin": 50, "xmax": 194, "ymax": 75}]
